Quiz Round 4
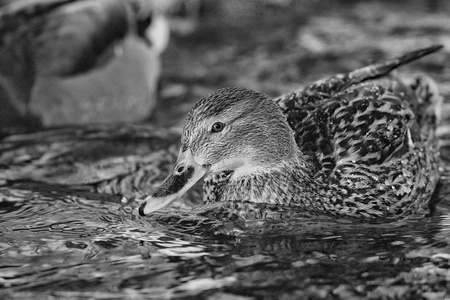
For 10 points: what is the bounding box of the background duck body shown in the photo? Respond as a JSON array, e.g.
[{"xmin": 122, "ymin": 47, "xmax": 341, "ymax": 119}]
[
  {"xmin": 202, "ymin": 46, "xmax": 443, "ymax": 219},
  {"xmin": 0, "ymin": 0, "xmax": 169, "ymax": 132}
]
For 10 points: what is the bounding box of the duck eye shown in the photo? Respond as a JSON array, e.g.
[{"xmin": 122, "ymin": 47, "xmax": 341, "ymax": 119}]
[{"xmin": 211, "ymin": 122, "xmax": 224, "ymax": 133}]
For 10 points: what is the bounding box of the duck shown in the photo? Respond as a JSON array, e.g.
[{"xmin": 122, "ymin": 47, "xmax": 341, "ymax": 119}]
[
  {"xmin": 138, "ymin": 45, "xmax": 443, "ymax": 219},
  {"xmin": 0, "ymin": 0, "xmax": 170, "ymax": 132}
]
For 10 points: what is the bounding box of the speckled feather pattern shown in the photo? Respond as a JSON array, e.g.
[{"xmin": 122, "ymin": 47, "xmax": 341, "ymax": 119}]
[{"xmin": 199, "ymin": 47, "xmax": 442, "ymax": 219}]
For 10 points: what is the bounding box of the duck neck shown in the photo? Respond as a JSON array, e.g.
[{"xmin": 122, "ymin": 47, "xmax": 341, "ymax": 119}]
[{"xmin": 203, "ymin": 157, "xmax": 315, "ymax": 206}]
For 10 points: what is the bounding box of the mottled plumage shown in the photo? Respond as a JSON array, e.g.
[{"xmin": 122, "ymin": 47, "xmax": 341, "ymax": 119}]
[{"xmin": 139, "ymin": 45, "xmax": 442, "ymax": 219}]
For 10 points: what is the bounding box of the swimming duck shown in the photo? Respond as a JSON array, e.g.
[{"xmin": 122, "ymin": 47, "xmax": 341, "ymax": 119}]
[
  {"xmin": 0, "ymin": 0, "xmax": 170, "ymax": 131},
  {"xmin": 139, "ymin": 45, "xmax": 443, "ymax": 219}
]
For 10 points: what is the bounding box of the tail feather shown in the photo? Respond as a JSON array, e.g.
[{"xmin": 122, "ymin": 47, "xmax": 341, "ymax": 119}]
[
  {"xmin": 346, "ymin": 44, "xmax": 443, "ymax": 86},
  {"xmin": 275, "ymin": 45, "xmax": 443, "ymax": 110}
]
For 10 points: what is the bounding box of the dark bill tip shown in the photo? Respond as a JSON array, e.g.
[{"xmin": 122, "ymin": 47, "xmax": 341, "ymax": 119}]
[
  {"xmin": 137, "ymin": 148, "xmax": 209, "ymax": 216},
  {"xmin": 138, "ymin": 201, "xmax": 146, "ymax": 216}
]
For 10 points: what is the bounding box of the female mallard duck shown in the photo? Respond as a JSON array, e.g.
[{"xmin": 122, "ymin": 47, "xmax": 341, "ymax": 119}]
[{"xmin": 139, "ymin": 45, "xmax": 443, "ymax": 219}]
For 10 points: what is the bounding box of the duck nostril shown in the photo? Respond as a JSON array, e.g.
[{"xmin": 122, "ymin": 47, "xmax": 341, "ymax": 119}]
[{"xmin": 176, "ymin": 165, "xmax": 185, "ymax": 174}]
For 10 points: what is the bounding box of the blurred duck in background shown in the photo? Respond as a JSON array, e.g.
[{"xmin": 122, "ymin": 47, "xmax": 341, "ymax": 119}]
[{"xmin": 0, "ymin": 0, "xmax": 171, "ymax": 134}]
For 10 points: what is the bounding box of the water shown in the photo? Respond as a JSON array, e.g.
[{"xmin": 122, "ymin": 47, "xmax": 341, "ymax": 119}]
[{"xmin": 0, "ymin": 125, "xmax": 450, "ymax": 300}]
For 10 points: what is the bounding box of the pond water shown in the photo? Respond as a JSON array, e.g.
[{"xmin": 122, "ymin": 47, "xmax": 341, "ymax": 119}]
[{"xmin": 2, "ymin": 0, "xmax": 450, "ymax": 299}]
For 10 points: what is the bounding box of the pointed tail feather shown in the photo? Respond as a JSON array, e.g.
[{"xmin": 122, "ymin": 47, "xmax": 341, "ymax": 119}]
[
  {"xmin": 275, "ymin": 45, "xmax": 443, "ymax": 110},
  {"xmin": 347, "ymin": 44, "xmax": 443, "ymax": 85}
]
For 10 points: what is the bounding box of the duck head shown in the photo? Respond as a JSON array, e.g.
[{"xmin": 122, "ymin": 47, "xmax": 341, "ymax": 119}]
[{"xmin": 139, "ymin": 87, "xmax": 300, "ymax": 216}]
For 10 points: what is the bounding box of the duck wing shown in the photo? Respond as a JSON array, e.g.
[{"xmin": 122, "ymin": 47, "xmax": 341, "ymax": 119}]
[
  {"xmin": 282, "ymin": 47, "xmax": 442, "ymax": 213},
  {"xmin": 287, "ymin": 78, "xmax": 417, "ymax": 173},
  {"xmin": 281, "ymin": 45, "xmax": 442, "ymax": 171}
]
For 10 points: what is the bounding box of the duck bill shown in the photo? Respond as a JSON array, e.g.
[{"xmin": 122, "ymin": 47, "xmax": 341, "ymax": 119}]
[{"xmin": 138, "ymin": 149, "xmax": 208, "ymax": 216}]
